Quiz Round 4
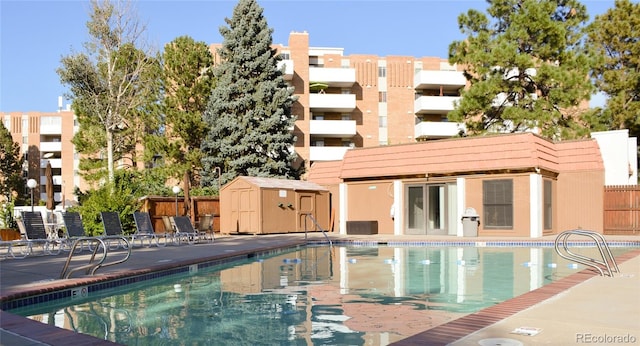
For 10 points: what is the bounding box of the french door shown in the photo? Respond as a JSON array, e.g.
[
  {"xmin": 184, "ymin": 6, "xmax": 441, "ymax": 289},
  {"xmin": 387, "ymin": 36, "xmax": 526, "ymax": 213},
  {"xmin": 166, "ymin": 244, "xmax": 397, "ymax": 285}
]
[{"xmin": 406, "ymin": 184, "xmax": 447, "ymax": 235}]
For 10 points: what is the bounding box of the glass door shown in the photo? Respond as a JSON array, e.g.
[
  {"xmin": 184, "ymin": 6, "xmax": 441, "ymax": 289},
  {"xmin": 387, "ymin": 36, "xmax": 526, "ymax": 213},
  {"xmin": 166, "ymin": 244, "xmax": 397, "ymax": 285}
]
[{"xmin": 405, "ymin": 184, "xmax": 447, "ymax": 235}]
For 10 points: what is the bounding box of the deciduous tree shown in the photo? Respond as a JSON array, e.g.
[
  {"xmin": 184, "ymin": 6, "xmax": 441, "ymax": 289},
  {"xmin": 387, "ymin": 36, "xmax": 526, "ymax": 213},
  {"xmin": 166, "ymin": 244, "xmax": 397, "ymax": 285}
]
[
  {"xmin": 58, "ymin": 0, "xmax": 160, "ymax": 184},
  {"xmin": 0, "ymin": 123, "xmax": 24, "ymax": 204}
]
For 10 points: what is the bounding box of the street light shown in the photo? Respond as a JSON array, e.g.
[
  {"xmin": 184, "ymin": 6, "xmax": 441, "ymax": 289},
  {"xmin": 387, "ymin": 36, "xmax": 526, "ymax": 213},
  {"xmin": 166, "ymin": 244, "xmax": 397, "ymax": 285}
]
[
  {"xmin": 172, "ymin": 185, "xmax": 181, "ymax": 216},
  {"xmin": 27, "ymin": 179, "xmax": 37, "ymax": 212}
]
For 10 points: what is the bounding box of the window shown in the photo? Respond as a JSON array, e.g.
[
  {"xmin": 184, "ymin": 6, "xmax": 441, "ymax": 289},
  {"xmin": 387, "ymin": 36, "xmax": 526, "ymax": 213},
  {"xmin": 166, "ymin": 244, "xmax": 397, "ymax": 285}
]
[
  {"xmin": 483, "ymin": 179, "xmax": 513, "ymax": 229},
  {"xmin": 378, "ymin": 91, "xmax": 387, "ymax": 103},
  {"xmin": 280, "ymin": 52, "xmax": 290, "ymax": 60},
  {"xmin": 378, "ymin": 66, "xmax": 386, "ymax": 78},
  {"xmin": 544, "ymin": 180, "xmax": 552, "ymax": 230}
]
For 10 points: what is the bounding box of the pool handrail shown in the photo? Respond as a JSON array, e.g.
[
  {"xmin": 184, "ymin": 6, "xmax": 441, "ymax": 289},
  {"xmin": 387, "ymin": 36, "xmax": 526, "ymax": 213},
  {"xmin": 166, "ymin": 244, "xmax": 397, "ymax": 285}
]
[
  {"xmin": 60, "ymin": 236, "xmax": 132, "ymax": 279},
  {"xmin": 554, "ymin": 229, "xmax": 620, "ymax": 277},
  {"xmin": 303, "ymin": 213, "xmax": 332, "ymax": 247}
]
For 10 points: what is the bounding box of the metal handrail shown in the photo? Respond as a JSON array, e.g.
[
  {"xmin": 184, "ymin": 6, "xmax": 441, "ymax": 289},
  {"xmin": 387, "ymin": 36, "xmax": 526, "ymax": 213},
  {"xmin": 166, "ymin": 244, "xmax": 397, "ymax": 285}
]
[
  {"xmin": 554, "ymin": 229, "xmax": 620, "ymax": 277},
  {"xmin": 303, "ymin": 213, "xmax": 333, "ymax": 247},
  {"xmin": 60, "ymin": 236, "xmax": 132, "ymax": 279}
]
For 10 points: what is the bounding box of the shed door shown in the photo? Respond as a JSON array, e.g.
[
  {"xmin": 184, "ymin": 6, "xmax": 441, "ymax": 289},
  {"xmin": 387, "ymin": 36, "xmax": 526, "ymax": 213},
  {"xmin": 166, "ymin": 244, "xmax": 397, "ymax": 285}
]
[{"xmin": 297, "ymin": 193, "xmax": 315, "ymax": 232}]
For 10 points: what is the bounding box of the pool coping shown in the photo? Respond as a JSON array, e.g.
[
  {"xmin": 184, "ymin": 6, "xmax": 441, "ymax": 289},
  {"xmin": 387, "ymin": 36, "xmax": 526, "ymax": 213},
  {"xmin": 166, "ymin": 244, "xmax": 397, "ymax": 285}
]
[{"xmin": 1, "ymin": 235, "xmax": 639, "ymax": 345}]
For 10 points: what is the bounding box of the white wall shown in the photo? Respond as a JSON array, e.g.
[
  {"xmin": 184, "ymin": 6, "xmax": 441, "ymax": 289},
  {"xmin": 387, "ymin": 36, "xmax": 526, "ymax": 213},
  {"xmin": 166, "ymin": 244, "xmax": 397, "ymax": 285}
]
[{"xmin": 591, "ymin": 130, "xmax": 638, "ymax": 185}]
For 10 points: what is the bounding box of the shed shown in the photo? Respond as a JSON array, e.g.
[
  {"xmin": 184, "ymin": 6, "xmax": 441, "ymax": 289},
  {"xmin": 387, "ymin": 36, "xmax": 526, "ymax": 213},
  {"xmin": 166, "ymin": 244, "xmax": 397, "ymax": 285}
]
[{"xmin": 220, "ymin": 176, "xmax": 331, "ymax": 235}]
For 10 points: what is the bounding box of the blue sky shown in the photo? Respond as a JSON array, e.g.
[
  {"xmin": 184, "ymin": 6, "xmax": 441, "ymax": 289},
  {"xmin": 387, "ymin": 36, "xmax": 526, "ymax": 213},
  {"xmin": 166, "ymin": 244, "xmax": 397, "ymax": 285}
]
[{"xmin": 0, "ymin": 0, "xmax": 619, "ymax": 112}]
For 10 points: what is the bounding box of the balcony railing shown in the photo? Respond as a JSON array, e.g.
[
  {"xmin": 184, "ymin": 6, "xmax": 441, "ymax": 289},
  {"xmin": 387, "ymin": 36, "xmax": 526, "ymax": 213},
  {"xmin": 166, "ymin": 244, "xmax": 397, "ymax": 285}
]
[
  {"xmin": 415, "ymin": 121, "xmax": 466, "ymax": 139},
  {"xmin": 309, "ymin": 120, "xmax": 357, "ymax": 137},
  {"xmin": 309, "ymin": 146, "xmax": 352, "ymax": 161},
  {"xmin": 39, "ymin": 141, "xmax": 62, "ymax": 153},
  {"xmin": 40, "ymin": 159, "xmax": 62, "ymax": 169},
  {"xmin": 309, "ymin": 67, "xmax": 356, "ymax": 87},
  {"xmin": 414, "ymin": 96, "xmax": 461, "ymax": 115},
  {"xmin": 414, "ymin": 70, "xmax": 466, "ymax": 91},
  {"xmin": 309, "ymin": 93, "xmax": 356, "ymax": 112}
]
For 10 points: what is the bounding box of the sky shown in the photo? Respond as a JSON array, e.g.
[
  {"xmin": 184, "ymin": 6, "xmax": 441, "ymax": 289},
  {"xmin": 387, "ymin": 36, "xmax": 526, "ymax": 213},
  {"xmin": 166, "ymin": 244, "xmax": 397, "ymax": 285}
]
[{"xmin": 0, "ymin": 0, "xmax": 621, "ymax": 112}]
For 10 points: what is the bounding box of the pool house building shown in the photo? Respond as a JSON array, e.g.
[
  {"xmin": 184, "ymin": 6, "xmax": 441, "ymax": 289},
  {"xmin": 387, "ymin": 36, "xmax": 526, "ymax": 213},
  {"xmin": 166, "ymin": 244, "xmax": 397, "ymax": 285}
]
[{"xmin": 308, "ymin": 132, "xmax": 636, "ymax": 237}]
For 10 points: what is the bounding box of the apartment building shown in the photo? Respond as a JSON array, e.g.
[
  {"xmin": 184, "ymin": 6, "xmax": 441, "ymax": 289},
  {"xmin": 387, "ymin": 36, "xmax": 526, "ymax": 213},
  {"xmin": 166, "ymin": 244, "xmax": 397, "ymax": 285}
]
[
  {"xmin": 212, "ymin": 31, "xmax": 467, "ymax": 168},
  {"xmin": 3, "ymin": 31, "xmax": 466, "ymax": 207},
  {"xmin": 2, "ymin": 102, "xmax": 79, "ymax": 208}
]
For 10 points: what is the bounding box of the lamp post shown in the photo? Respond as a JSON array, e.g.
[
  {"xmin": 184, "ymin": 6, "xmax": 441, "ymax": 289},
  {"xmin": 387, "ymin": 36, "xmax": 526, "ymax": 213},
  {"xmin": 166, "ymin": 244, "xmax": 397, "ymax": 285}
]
[
  {"xmin": 172, "ymin": 186, "xmax": 181, "ymax": 216},
  {"xmin": 27, "ymin": 179, "xmax": 37, "ymax": 212}
]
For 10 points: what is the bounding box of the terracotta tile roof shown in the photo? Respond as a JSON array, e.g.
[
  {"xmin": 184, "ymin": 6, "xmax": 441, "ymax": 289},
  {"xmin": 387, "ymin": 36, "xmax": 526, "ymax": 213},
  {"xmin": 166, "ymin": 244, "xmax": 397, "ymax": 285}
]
[
  {"xmin": 555, "ymin": 139, "xmax": 605, "ymax": 172},
  {"xmin": 306, "ymin": 161, "xmax": 343, "ymax": 185},
  {"xmin": 307, "ymin": 133, "xmax": 604, "ymax": 182}
]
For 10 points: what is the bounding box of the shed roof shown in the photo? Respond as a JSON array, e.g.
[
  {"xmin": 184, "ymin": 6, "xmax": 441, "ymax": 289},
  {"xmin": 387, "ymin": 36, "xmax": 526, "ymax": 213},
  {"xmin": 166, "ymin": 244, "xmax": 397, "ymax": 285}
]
[
  {"xmin": 226, "ymin": 176, "xmax": 329, "ymax": 191},
  {"xmin": 309, "ymin": 133, "xmax": 604, "ymax": 182}
]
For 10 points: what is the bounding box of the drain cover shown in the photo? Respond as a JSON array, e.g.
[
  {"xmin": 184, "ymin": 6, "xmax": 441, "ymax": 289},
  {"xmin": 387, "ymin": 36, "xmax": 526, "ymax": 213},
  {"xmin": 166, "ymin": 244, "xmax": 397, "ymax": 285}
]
[{"xmin": 478, "ymin": 338, "xmax": 524, "ymax": 346}]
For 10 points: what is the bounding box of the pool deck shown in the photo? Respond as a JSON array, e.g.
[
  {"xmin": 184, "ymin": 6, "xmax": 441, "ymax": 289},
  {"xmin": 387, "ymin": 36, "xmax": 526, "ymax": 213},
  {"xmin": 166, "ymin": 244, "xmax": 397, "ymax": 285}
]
[{"xmin": 1, "ymin": 233, "xmax": 639, "ymax": 346}]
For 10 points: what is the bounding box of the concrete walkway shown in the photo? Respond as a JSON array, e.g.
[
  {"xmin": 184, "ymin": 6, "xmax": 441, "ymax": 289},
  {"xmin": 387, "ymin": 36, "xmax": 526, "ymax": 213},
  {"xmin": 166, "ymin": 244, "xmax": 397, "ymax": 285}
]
[{"xmin": 1, "ymin": 233, "xmax": 639, "ymax": 345}]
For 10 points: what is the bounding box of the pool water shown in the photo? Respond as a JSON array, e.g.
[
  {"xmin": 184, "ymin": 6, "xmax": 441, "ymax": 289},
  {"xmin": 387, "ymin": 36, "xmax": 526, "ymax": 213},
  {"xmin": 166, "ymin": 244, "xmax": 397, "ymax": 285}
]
[{"xmin": 9, "ymin": 245, "xmax": 632, "ymax": 345}]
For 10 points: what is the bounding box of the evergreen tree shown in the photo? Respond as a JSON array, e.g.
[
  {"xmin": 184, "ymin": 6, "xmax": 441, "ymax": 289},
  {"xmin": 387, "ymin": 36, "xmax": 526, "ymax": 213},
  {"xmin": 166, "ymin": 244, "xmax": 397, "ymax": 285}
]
[
  {"xmin": 155, "ymin": 36, "xmax": 215, "ymax": 188},
  {"xmin": 0, "ymin": 123, "xmax": 25, "ymax": 204},
  {"xmin": 448, "ymin": 0, "xmax": 594, "ymax": 140},
  {"xmin": 586, "ymin": 0, "xmax": 640, "ymax": 138},
  {"xmin": 201, "ymin": 0, "xmax": 300, "ymax": 186}
]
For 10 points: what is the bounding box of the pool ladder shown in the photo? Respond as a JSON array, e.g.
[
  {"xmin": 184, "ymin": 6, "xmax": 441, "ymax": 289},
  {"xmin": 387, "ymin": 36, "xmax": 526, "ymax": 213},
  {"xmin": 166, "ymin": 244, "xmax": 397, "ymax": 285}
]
[
  {"xmin": 303, "ymin": 213, "xmax": 333, "ymax": 247},
  {"xmin": 60, "ymin": 236, "xmax": 132, "ymax": 279},
  {"xmin": 554, "ymin": 229, "xmax": 620, "ymax": 277}
]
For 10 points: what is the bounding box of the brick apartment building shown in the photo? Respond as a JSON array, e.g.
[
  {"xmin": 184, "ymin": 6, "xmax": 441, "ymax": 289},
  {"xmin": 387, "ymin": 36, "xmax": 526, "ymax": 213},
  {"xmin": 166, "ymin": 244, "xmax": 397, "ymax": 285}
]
[{"xmin": 3, "ymin": 31, "xmax": 467, "ymax": 207}]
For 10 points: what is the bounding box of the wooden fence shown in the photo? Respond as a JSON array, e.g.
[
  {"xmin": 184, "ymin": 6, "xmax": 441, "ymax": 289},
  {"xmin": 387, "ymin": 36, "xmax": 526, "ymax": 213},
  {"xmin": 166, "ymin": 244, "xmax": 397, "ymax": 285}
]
[
  {"xmin": 604, "ymin": 185, "xmax": 640, "ymax": 235},
  {"xmin": 140, "ymin": 196, "xmax": 220, "ymax": 233}
]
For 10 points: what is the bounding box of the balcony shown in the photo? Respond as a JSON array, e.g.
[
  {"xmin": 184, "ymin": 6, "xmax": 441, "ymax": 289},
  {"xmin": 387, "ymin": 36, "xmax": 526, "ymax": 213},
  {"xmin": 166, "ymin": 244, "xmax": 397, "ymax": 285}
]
[
  {"xmin": 309, "ymin": 67, "xmax": 356, "ymax": 87},
  {"xmin": 39, "ymin": 117, "xmax": 62, "ymax": 134},
  {"xmin": 40, "ymin": 159, "xmax": 62, "ymax": 169},
  {"xmin": 309, "ymin": 146, "xmax": 352, "ymax": 161},
  {"xmin": 309, "ymin": 120, "xmax": 356, "ymax": 138},
  {"xmin": 309, "ymin": 94, "xmax": 356, "ymax": 112},
  {"xmin": 278, "ymin": 59, "xmax": 294, "ymax": 80},
  {"xmin": 415, "ymin": 121, "xmax": 466, "ymax": 139},
  {"xmin": 414, "ymin": 70, "xmax": 466, "ymax": 91},
  {"xmin": 39, "ymin": 141, "xmax": 62, "ymax": 153},
  {"xmin": 40, "ymin": 175, "xmax": 63, "ymax": 185},
  {"xmin": 39, "ymin": 192, "xmax": 62, "ymax": 203},
  {"xmin": 414, "ymin": 96, "xmax": 461, "ymax": 115}
]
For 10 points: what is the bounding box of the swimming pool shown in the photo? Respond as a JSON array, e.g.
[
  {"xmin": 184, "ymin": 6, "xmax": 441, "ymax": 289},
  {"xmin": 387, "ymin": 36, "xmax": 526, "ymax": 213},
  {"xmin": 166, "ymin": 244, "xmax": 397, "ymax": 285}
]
[{"xmin": 7, "ymin": 244, "xmax": 634, "ymax": 345}]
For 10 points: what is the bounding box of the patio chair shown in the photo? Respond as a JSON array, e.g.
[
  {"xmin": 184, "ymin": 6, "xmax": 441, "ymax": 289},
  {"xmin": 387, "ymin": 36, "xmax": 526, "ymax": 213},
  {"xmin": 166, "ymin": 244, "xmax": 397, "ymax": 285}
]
[
  {"xmin": 132, "ymin": 212, "xmax": 169, "ymax": 247},
  {"xmin": 19, "ymin": 211, "xmax": 62, "ymax": 255},
  {"xmin": 99, "ymin": 212, "xmax": 131, "ymax": 250},
  {"xmin": 61, "ymin": 212, "xmax": 94, "ymax": 252},
  {"xmin": 0, "ymin": 233, "xmax": 31, "ymax": 259},
  {"xmin": 196, "ymin": 214, "xmax": 215, "ymax": 243},
  {"xmin": 171, "ymin": 216, "xmax": 201, "ymax": 245}
]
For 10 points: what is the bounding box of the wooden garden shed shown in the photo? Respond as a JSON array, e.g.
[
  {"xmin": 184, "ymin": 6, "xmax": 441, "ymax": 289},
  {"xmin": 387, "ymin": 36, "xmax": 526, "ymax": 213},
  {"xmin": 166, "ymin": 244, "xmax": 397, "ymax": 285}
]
[{"xmin": 220, "ymin": 176, "xmax": 330, "ymax": 235}]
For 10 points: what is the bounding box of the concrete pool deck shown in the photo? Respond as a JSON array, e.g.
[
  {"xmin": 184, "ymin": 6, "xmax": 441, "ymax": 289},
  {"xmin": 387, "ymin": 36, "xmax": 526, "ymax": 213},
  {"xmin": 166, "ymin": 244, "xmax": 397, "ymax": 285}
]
[{"xmin": 1, "ymin": 233, "xmax": 639, "ymax": 345}]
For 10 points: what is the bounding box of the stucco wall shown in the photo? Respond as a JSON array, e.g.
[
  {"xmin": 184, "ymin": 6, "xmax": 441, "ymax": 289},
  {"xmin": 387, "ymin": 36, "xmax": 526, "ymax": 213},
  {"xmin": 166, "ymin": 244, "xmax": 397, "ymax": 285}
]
[
  {"xmin": 346, "ymin": 180, "xmax": 395, "ymax": 235},
  {"xmin": 557, "ymin": 171, "xmax": 605, "ymax": 232}
]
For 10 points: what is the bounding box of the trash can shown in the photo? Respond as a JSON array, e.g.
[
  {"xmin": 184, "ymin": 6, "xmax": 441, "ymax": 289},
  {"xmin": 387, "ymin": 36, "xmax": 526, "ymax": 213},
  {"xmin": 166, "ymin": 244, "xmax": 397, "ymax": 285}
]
[{"xmin": 461, "ymin": 207, "xmax": 480, "ymax": 237}]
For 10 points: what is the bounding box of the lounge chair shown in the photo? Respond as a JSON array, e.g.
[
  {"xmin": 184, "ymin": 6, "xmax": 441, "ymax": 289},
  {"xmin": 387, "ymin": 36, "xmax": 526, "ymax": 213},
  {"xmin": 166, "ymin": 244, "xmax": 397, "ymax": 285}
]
[
  {"xmin": 19, "ymin": 211, "xmax": 62, "ymax": 255},
  {"xmin": 196, "ymin": 214, "xmax": 215, "ymax": 243},
  {"xmin": 0, "ymin": 234, "xmax": 31, "ymax": 259},
  {"xmin": 99, "ymin": 212, "xmax": 131, "ymax": 250},
  {"xmin": 171, "ymin": 216, "xmax": 201, "ymax": 245},
  {"xmin": 132, "ymin": 212, "xmax": 169, "ymax": 247},
  {"xmin": 61, "ymin": 212, "xmax": 94, "ymax": 252}
]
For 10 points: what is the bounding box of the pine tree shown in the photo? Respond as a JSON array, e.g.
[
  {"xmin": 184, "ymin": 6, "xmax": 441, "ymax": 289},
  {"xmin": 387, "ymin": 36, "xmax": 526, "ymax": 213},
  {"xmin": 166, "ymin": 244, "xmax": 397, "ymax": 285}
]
[
  {"xmin": 201, "ymin": 0, "xmax": 300, "ymax": 186},
  {"xmin": 586, "ymin": 0, "xmax": 640, "ymax": 138},
  {"xmin": 155, "ymin": 35, "xmax": 215, "ymax": 188},
  {"xmin": 448, "ymin": 0, "xmax": 594, "ymax": 140}
]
